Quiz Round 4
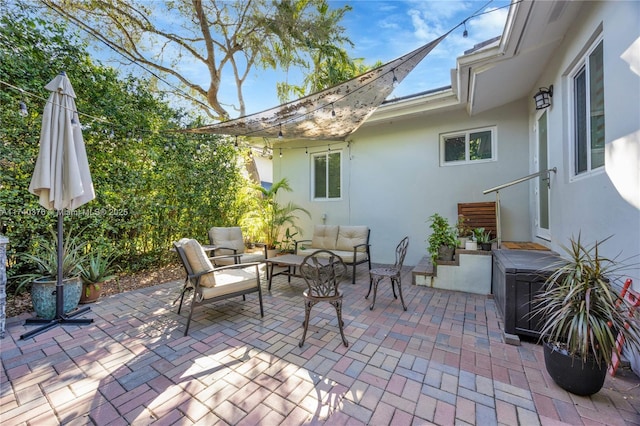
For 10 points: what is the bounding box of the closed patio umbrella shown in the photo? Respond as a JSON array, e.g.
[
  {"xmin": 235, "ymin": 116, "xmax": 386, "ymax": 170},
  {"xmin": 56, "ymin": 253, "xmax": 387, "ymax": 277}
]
[{"xmin": 21, "ymin": 71, "xmax": 95, "ymax": 339}]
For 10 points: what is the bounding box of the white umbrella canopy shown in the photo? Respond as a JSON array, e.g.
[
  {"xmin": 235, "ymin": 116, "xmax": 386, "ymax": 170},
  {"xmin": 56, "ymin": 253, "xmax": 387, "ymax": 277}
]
[
  {"xmin": 21, "ymin": 72, "xmax": 95, "ymax": 339},
  {"xmin": 29, "ymin": 71, "xmax": 95, "ymax": 210}
]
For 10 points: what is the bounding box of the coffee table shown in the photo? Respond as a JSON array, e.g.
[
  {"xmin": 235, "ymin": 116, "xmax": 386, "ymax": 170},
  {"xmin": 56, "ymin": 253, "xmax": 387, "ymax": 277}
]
[{"xmin": 265, "ymin": 254, "xmax": 334, "ymax": 291}]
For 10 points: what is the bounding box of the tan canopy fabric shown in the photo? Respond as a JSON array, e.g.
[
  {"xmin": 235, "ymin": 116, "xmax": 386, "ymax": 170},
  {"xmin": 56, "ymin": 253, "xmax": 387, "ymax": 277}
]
[{"xmin": 183, "ymin": 35, "xmax": 445, "ymax": 141}]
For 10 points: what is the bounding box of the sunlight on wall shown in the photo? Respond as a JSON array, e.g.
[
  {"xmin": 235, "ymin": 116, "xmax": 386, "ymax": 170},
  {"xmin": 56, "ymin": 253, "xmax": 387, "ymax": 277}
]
[
  {"xmin": 622, "ymin": 36, "xmax": 640, "ymax": 76},
  {"xmin": 606, "ymin": 131, "xmax": 640, "ymax": 209}
]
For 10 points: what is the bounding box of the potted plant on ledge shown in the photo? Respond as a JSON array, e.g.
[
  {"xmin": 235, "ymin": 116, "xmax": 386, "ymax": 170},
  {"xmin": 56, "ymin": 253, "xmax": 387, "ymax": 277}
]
[
  {"xmin": 531, "ymin": 235, "xmax": 640, "ymax": 396},
  {"xmin": 473, "ymin": 228, "xmax": 493, "ymax": 251},
  {"xmin": 427, "ymin": 213, "xmax": 458, "ymax": 264}
]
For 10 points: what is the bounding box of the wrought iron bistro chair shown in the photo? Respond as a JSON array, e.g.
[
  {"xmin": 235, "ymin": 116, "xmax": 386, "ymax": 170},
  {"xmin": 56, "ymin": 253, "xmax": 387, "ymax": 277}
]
[
  {"xmin": 366, "ymin": 237, "xmax": 409, "ymax": 311},
  {"xmin": 298, "ymin": 250, "xmax": 349, "ymax": 348}
]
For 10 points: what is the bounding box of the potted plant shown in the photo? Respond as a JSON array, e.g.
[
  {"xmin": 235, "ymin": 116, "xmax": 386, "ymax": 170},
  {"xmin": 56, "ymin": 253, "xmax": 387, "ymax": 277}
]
[
  {"xmin": 276, "ymin": 227, "xmax": 298, "ymax": 254},
  {"xmin": 79, "ymin": 246, "xmax": 118, "ymax": 304},
  {"xmin": 455, "ymin": 214, "xmax": 472, "ymax": 249},
  {"xmin": 427, "ymin": 213, "xmax": 458, "ymax": 264},
  {"xmin": 241, "ymin": 178, "xmax": 310, "ymax": 256},
  {"xmin": 531, "ymin": 235, "xmax": 640, "ymax": 396},
  {"xmin": 473, "ymin": 228, "xmax": 493, "ymax": 251},
  {"xmin": 17, "ymin": 228, "xmax": 87, "ymax": 319}
]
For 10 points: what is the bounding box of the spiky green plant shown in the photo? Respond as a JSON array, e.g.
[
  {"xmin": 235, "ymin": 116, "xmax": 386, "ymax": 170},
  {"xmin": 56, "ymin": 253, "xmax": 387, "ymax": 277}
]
[{"xmin": 532, "ymin": 235, "xmax": 640, "ymax": 366}]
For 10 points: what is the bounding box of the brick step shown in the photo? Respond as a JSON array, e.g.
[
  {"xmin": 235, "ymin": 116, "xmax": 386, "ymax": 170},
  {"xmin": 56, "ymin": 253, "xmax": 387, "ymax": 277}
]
[{"xmin": 412, "ymin": 255, "xmax": 435, "ymax": 285}]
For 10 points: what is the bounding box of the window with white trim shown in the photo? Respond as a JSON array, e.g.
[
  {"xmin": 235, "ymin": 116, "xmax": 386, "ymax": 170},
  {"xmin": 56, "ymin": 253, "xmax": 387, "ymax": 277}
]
[
  {"xmin": 440, "ymin": 127, "xmax": 496, "ymax": 166},
  {"xmin": 312, "ymin": 150, "xmax": 341, "ymax": 200},
  {"xmin": 572, "ymin": 38, "xmax": 605, "ymax": 176}
]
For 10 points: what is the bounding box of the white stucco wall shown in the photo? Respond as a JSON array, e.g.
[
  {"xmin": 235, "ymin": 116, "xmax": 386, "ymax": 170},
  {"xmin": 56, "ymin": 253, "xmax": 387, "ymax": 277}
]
[
  {"xmin": 273, "ymin": 99, "xmax": 530, "ymax": 266},
  {"xmin": 528, "ymin": 0, "xmax": 640, "ymax": 282},
  {"xmin": 528, "ymin": 1, "xmax": 640, "ymax": 374}
]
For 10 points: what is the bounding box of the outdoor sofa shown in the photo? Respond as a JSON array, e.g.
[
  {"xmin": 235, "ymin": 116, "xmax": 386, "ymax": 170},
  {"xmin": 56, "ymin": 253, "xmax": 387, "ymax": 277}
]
[{"xmin": 295, "ymin": 224, "xmax": 371, "ymax": 284}]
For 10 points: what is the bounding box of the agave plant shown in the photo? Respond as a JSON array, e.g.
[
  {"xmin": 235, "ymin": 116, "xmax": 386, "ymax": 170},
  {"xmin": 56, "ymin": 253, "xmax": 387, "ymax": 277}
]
[
  {"xmin": 532, "ymin": 234, "xmax": 640, "ymax": 366},
  {"xmin": 81, "ymin": 247, "xmax": 117, "ymax": 284},
  {"xmin": 12, "ymin": 228, "xmax": 88, "ymax": 293}
]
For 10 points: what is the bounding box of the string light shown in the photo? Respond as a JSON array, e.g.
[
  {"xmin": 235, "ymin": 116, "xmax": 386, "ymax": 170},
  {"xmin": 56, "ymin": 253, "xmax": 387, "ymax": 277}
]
[
  {"xmin": 305, "ymin": 147, "xmax": 308, "ymax": 155},
  {"xmin": 331, "ymin": 103, "xmax": 336, "ymax": 117},
  {"xmin": 278, "ymin": 124, "xmax": 283, "ymax": 139},
  {"xmin": 279, "ymin": 148, "xmax": 283, "ymax": 158},
  {"xmin": 463, "ymin": 20, "xmax": 468, "ymax": 38},
  {"xmin": 392, "ymin": 70, "xmax": 399, "ymax": 88}
]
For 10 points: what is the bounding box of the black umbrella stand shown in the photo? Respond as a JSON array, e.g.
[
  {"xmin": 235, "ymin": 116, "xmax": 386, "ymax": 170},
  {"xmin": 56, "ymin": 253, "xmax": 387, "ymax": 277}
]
[{"xmin": 20, "ymin": 211, "xmax": 93, "ymax": 340}]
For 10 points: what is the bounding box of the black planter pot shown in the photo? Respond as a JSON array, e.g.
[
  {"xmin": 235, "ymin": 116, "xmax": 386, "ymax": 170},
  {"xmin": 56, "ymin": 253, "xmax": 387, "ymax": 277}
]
[
  {"xmin": 543, "ymin": 341, "xmax": 607, "ymax": 396},
  {"xmin": 480, "ymin": 242, "xmax": 492, "ymax": 251}
]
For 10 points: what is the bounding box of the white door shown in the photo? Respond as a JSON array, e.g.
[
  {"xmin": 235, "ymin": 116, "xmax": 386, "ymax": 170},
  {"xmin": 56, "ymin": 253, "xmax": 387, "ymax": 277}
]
[{"xmin": 535, "ymin": 111, "xmax": 551, "ymax": 240}]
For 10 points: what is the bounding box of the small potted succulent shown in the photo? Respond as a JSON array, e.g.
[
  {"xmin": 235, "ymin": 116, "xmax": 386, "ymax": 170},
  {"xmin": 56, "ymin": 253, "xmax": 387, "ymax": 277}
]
[
  {"xmin": 473, "ymin": 228, "xmax": 493, "ymax": 251},
  {"xmin": 79, "ymin": 246, "xmax": 118, "ymax": 304}
]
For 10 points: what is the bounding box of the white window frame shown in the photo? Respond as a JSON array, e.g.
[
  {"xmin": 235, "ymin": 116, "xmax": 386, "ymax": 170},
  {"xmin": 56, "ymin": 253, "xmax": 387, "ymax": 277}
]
[
  {"xmin": 439, "ymin": 126, "xmax": 497, "ymax": 166},
  {"xmin": 569, "ymin": 36, "xmax": 605, "ymax": 179},
  {"xmin": 311, "ymin": 150, "xmax": 342, "ymax": 201}
]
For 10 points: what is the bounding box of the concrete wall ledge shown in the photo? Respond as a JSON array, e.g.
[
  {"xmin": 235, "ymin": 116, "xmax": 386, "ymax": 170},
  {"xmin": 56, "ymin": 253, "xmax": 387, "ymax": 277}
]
[{"xmin": 413, "ymin": 250, "xmax": 493, "ymax": 295}]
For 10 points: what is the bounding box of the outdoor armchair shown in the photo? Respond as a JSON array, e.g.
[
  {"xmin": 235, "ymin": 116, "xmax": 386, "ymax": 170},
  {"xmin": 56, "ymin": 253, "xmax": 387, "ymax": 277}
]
[
  {"xmin": 208, "ymin": 227, "xmax": 268, "ymax": 277},
  {"xmin": 173, "ymin": 238, "xmax": 264, "ymax": 336}
]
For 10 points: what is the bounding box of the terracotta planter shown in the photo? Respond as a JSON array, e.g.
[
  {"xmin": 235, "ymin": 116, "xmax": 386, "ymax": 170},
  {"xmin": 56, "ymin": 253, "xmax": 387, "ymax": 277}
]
[
  {"xmin": 543, "ymin": 341, "xmax": 607, "ymax": 396},
  {"xmin": 79, "ymin": 282, "xmax": 101, "ymax": 304},
  {"xmin": 30, "ymin": 277, "xmax": 82, "ymax": 319}
]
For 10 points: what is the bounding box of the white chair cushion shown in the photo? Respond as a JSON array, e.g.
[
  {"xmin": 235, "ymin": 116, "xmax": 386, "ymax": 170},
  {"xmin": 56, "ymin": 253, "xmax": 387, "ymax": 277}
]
[
  {"xmin": 180, "ymin": 239, "xmax": 217, "ymax": 288},
  {"xmin": 297, "ymin": 248, "xmax": 367, "ymax": 264},
  {"xmin": 209, "ymin": 227, "xmax": 245, "ymax": 255},
  {"xmin": 311, "ymin": 225, "xmax": 339, "ymax": 250},
  {"xmin": 213, "ymin": 252, "xmax": 265, "ymax": 265},
  {"xmin": 336, "ymin": 226, "xmax": 368, "ymax": 251},
  {"xmin": 200, "ymin": 267, "xmax": 258, "ymax": 299}
]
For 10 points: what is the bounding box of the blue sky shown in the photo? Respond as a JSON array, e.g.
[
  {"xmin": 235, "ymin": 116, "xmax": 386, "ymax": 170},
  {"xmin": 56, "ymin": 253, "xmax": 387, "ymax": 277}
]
[
  {"xmin": 88, "ymin": 1, "xmax": 510, "ymax": 117},
  {"xmin": 239, "ymin": 0, "xmax": 510, "ymax": 114}
]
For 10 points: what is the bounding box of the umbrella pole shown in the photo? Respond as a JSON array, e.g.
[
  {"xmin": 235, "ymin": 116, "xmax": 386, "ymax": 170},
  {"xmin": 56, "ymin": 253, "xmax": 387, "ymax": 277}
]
[{"xmin": 20, "ymin": 211, "xmax": 94, "ymax": 340}]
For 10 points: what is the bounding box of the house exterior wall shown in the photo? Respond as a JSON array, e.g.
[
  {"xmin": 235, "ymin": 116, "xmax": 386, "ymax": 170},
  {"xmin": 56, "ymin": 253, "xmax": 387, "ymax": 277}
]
[
  {"xmin": 274, "ymin": 99, "xmax": 530, "ymax": 266},
  {"xmin": 529, "ymin": 1, "xmax": 640, "ymax": 373}
]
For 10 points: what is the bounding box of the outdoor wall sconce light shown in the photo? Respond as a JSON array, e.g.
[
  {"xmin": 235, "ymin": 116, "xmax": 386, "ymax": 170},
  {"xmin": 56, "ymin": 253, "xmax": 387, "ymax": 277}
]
[{"xmin": 533, "ymin": 85, "xmax": 553, "ymax": 110}]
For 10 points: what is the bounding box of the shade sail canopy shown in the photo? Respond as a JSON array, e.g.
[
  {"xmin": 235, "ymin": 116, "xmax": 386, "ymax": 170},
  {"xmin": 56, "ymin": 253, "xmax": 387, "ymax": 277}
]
[
  {"xmin": 29, "ymin": 72, "xmax": 95, "ymax": 211},
  {"xmin": 183, "ymin": 35, "xmax": 445, "ymax": 141}
]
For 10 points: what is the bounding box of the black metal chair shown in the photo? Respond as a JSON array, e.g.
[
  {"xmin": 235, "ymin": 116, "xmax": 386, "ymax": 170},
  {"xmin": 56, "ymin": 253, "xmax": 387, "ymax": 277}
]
[
  {"xmin": 366, "ymin": 237, "xmax": 409, "ymax": 311},
  {"xmin": 298, "ymin": 250, "xmax": 349, "ymax": 347}
]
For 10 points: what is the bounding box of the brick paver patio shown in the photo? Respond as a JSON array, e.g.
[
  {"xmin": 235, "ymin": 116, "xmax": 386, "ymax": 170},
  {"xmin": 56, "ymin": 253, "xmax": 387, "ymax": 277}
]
[{"xmin": 2, "ymin": 264, "xmax": 639, "ymax": 425}]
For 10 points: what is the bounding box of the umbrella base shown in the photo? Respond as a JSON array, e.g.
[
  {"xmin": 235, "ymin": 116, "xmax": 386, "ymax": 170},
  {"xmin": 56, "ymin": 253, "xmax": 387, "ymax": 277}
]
[{"xmin": 20, "ymin": 306, "xmax": 93, "ymax": 340}]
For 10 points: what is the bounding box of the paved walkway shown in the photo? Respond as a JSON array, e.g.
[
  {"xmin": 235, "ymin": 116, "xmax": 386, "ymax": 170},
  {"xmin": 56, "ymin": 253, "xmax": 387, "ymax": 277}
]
[{"xmin": 2, "ymin": 264, "xmax": 640, "ymax": 425}]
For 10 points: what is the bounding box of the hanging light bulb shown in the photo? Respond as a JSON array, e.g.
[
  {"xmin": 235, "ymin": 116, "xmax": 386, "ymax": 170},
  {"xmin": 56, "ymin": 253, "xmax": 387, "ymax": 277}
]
[
  {"xmin": 278, "ymin": 124, "xmax": 283, "ymax": 139},
  {"xmin": 305, "ymin": 147, "xmax": 308, "ymax": 155},
  {"xmin": 234, "ymin": 136, "xmax": 238, "ymax": 147},
  {"xmin": 331, "ymin": 103, "xmax": 336, "ymax": 117},
  {"xmin": 279, "ymin": 148, "xmax": 283, "ymax": 158},
  {"xmin": 392, "ymin": 70, "xmax": 399, "ymax": 88},
  {"xmin": 19, "ymin": 101, "xmax": 28, "ymax": 117},
  {"xmin": 463, "ymin": 21, "xmax": 468, "ymax": 38}
]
